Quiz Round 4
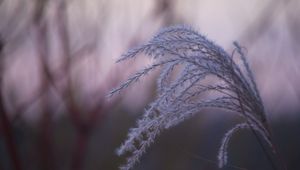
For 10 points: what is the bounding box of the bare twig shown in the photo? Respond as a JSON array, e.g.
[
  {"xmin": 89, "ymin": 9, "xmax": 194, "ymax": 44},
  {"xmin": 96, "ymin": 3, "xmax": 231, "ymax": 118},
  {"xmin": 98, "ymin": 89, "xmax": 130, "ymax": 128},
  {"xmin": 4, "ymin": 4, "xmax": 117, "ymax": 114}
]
[{"xmin": 0, "ymin": 35, "xmax": 22, "ymax": 170}]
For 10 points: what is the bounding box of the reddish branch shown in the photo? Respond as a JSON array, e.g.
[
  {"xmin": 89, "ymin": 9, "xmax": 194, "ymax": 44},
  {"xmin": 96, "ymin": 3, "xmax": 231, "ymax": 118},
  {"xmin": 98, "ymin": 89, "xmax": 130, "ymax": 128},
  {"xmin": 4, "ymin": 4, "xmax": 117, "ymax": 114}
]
[
  {"xmin": 55, "ymin": 1, "xmax": 105, "ymax": 170},
  {"xmin": 7, "ymin": 1, "xmax": 120, "ymax": 170},
  {"xmin": 32, "ymin": 1, "xmax": 55, "ymax": 170},
  {"xmin": 0, "ymin": 37, "xmax": 22, "ymax": 170}
]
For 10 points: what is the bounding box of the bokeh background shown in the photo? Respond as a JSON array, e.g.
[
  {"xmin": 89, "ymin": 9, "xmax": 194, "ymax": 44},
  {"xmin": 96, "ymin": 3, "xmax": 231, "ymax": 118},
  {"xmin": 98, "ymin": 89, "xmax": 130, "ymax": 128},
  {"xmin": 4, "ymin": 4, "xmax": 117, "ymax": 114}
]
[{"xmin": 0, "ymin": 0, "xmax": 299, "ymax": 170}]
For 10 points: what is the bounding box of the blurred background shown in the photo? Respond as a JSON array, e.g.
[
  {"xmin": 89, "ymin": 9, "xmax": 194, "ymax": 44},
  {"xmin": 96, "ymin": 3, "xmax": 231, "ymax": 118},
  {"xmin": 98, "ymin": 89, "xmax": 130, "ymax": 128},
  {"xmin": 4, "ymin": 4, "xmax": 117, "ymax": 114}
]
[{"xmin": 0, "ymin": 0, "xmax": 299, "ymax": 170}]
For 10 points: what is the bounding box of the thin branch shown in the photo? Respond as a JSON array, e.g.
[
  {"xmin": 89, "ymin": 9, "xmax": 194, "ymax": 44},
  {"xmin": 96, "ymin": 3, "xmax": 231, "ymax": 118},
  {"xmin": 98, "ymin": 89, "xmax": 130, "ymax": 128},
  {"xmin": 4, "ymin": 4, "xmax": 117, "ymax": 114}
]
[{"xmin": 0, "ymin": 35, "xmax": 22, "ymax": 170}]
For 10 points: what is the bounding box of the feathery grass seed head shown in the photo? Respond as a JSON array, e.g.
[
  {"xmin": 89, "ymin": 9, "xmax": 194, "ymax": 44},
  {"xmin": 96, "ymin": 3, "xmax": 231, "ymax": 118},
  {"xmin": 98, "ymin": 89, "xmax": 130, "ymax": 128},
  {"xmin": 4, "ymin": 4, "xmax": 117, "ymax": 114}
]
[{"xmin": 110, "ymin": 25, "xmax": 271, "ymax": 170}]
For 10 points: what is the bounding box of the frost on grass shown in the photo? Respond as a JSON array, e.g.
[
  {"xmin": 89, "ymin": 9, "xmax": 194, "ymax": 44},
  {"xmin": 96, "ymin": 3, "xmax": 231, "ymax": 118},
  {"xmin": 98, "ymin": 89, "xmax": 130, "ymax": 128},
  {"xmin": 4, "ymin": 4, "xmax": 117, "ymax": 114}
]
[{"xmin": 109, "ymin": 25, "xmax": 272, "ymax": 170}]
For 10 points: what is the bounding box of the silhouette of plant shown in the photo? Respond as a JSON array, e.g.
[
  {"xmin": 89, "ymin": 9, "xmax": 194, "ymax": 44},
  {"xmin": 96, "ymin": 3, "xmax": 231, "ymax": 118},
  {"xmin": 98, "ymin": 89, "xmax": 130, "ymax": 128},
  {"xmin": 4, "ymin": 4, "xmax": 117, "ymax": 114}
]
[{"xmin": 110, "ymin": 25, "xmax": 283, "ymax": 170}]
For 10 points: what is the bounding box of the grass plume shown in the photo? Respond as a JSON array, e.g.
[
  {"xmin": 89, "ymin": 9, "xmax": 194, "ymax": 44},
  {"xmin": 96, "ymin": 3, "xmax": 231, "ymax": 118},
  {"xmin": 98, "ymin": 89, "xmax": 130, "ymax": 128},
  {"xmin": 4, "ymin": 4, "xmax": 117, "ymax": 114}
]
[{"xmin": 109, "ymin": 25, "xmax": 280, "ymax": 170}]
